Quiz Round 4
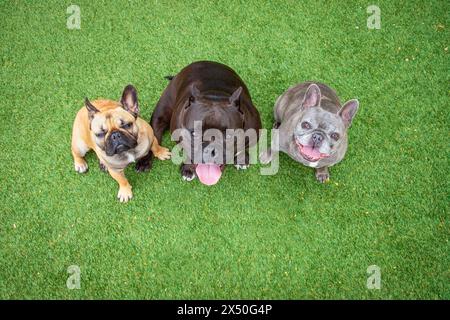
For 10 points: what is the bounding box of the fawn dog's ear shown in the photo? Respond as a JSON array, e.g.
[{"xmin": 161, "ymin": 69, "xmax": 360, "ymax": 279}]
[
  {"xmin": 85, "ymin": 97, "xmax": 99, "ymax": 121},
  {"xmin": 120, "ymin": 84, "xmax": 140, "ymax": 117}
]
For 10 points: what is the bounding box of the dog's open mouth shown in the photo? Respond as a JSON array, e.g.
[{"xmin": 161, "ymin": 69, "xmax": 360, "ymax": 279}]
[
  {"xmin": 195, "ymin": 163, "xmax": 225, "ymax": 186},
  {"xmin": 297, "ymin": 143, "xmax": 330, "ymax": 162}
]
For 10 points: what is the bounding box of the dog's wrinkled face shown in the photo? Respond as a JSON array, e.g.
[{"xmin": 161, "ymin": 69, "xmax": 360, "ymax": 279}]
[
  {"xmin": 179, "ymin": 85, "xmax": 245, "ymax": 185},
  {"xmin": 294, "ymin": 108, "xmax": 346, "ymax": 162},
  {"xmin": 182, "ymin": 85, "xmax": 245, "ymax": 164},
  {"xmin": 293, "ymin": 84, "xmax": 359, "ymax": 163},
  {"xmin": 86, "ymin": 85, "xmax": 140, "ymax": 157}
]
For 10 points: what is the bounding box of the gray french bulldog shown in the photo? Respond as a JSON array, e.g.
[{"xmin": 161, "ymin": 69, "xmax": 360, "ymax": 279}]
[{"xmin": 260, "ymin": 82, "xmax": 359, "ymax": 182}]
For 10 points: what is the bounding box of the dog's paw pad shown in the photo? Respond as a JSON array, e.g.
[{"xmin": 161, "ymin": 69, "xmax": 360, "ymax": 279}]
[
  {"xmin": 235, "ymin": 164, "xmax": 249, "ymax": 170},
  {"xmin": 316, "ymin": 173, "xmax": 330, "ymax": 183},
  {"xmin": 74, "ymin": 162, "xmax": 88, "ymax": 173}
]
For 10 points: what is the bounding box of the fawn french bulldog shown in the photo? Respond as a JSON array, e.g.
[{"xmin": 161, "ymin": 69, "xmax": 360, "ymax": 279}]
[{"xmin": 71, "ymin": 85, "xmax": 171, "ymax": 202}]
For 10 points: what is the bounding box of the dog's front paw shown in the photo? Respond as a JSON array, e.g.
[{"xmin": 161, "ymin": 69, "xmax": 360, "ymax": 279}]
[
  {"xmin": 117, "ymin": 186, "xmax": 133, "ymax": 203},
  {"xmin": 235, "ymin": 164, "xmax": 249, "ymax": 170},
  {"xmin": 154, "ymin": 146, "xmax": 171, "ymax": 160},
  {"xmin": 74, "ymin": 161, "xmax": 88, "ymax": 173},
  {"xmin": 315, "ymin": 168, "xmax": 330, "ymax": 183},
  {"xmin": 181, "ymin": 165, "xmax": 196, "ymax": 181}
]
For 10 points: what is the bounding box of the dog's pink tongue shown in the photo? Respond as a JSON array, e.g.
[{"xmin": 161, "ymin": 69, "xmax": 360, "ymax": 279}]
[
  {"xmin": 195, "ymin": 164, "xmax": 222, "ymax": 186},
  {"xmin": 302, "ymin": 146, "xmax": 322, "ymax": 160}
]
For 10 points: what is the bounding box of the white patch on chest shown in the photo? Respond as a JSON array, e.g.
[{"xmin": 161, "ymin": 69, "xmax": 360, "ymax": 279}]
[{"xmin": 126, "ymin": 153, "xmax": 136, "ymax": 163}]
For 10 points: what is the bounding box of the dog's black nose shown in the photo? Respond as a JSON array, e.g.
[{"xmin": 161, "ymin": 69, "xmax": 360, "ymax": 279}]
[
  {"xmin": 110, "ymin": 131, "xmax": 121, "ymax": 141},
  {"xmin": 312, "ymin": 132, "xmax": 324, "ymax": 145}
]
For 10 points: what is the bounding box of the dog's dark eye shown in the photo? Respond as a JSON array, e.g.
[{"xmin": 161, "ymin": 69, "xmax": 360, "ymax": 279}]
[
  {"xmin": 122, "ymin": 123, "xmax": 132, "ymax": 130},
  {"xmin": 95, "ymin": 132, "xmax": 105, "ymax": 138},
  {"xmin": 301, "ymin": 122, "xmax": 311, "ymax": 129},
  {"xmin": 331, "ymin": 132, "xmax": 340, "ymax": 141}
]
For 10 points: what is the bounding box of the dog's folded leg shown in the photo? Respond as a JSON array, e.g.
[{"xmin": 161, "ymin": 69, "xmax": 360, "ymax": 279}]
[{"xmin": 108, "ymin": 168, "xmax": 133, "ymax": 202}]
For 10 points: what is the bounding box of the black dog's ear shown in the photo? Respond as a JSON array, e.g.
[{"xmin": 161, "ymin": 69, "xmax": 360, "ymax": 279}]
[
  {"xmin": 229, "ymin": 86, "xmax": 242, "ymax": 107},
  {"xmin": 190, "ymin": 84, "xmax": 201, "ymax": 102},
  {"xmin": 339, "ymin": 99, "xmax": 359, "ymax": 127},
  {"xmin": 120, "ymin": 84, "xmax": 139, "ymax": 117},
  {"xmin": 302, "ymin": 84, "xmax": 321, "ymax": 109},
  {"xmin": 186, "ymin": 84, "xmax": 201, "ymax": 108},
  {"xmin": 85, "ymin": 97, "xmax": 99, "ymax": 121}
]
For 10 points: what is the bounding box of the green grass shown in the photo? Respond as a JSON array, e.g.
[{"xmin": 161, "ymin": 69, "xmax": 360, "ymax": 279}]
[{"xmin": 0, "ymin": 0, "xmax": 448, "ymax": 299}]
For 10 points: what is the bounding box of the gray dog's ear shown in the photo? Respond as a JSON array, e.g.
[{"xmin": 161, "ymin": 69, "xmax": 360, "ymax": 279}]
[
  {"xmin": 339, "ymin": 99, "xmax": 359, "ymax": 127},
  {"xmin": 120, "ymin": 84, "xmax": 139, "ymax": 117},
  {"xmin": 85, "ymin": 97, "xmax": 99, "ymax": 121},
  {"xmin": 302, "ymin": 84, "xmax": 321, "ymax": 109}
]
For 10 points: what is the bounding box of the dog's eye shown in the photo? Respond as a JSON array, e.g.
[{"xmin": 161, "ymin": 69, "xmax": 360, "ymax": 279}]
[
  {"xmin": 122, "ymin": 123, "xmax": 132, "ymax": 130},
  {"xmin": 331, "ymin": 132, "xmax": 340, "ymax": 141},
  {"xmin": 301, "ymin": 122, "xmax": 311, "ymax": 129},
  {"xmin": 95, "ymin": 132, "xmax": 105, "ymax": 138}
]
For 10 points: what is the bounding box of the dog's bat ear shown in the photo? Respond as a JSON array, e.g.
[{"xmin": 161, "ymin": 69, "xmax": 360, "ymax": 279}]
[
  {"xmin": 120, "ymin": 84, "xmax": 139, "ymax": 117},
  {"xmin": 85, "ymin": 97, "xmax": 99, "ymax": 121},
  {"xmin": 190, "ymin": 84, "xmax": 201, "ymax": 101},
  {"xmin": 339, "ymin": 99, "xmax": 359, "ymax": 127},
  {"xmin": 302, "ymin": 84, "xmax": 321, "ymax": 109},
  {"xmin": 229, "ymin": 86, "xmax": 242, "ymax": 107},
  {"xmin": 187, "ymin": 84, "xmax": 201, "ymax": 108}
]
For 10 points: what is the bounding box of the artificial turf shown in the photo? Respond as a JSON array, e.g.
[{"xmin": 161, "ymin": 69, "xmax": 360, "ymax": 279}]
[{"xmin": 0, "ymin": 0, "xmax": 448, "ymax": 299}]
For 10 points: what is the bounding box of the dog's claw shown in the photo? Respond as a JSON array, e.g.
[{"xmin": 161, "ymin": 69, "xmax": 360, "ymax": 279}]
[
  {"xmin": 155, "ymin": 147, "xmax": 171, "ymax": 160},
  {"xmin": 117, "ymin": 187, "xmax": 133, "ymax": 203},
  {"xmin": 235, "ymin": 164, "xmax": 249, "ymax": 170},
  {"xmin": 316, "ymin": 172, "xmax": 330, "ymax": 183},
  {"xmin": 74, "ymin": 162, "xmax": 88, "ymax": 173},
  {"xmin": 181, "ymin": 165, "xmax": 196, "ymax": 181}
]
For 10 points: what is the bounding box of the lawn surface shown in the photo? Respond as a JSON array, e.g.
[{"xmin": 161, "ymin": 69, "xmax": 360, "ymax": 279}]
[{"xmin": 0, "ymin": 0, "xmax": 448, "ymax": 299}]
